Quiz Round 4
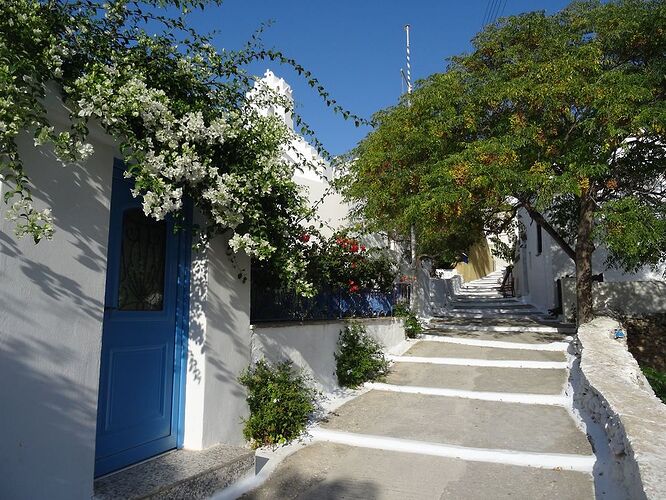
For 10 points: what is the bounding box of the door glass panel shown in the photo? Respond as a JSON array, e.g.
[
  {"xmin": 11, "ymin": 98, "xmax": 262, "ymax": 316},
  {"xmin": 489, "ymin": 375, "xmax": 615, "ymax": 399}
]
[{"xmin": 118, "ymin": 208, "xmax": 167, "ymax": 311}]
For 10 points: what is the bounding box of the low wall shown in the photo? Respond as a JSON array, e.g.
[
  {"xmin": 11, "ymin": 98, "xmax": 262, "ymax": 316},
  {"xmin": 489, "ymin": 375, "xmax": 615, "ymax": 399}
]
[
  {"xmin": 562, "ymin": 278, "xmax": 666, "ymax": 321},
  {"xmin": 429, "ymin": 272, "xmax": 463, "ymax": 316},
  {"xmin": 572, "ymin": 317, "xmax": 666, "ymax": 499},
  {"xmin": 250, "ymin": 318, "xmax": 405, "ymax": 394}
]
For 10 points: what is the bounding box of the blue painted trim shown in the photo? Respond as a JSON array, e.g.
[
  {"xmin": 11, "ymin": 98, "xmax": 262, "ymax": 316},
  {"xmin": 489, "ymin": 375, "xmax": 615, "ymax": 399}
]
[{"xmin": 174, "ymin": 200, "xmax": 193, "ymax": 448}]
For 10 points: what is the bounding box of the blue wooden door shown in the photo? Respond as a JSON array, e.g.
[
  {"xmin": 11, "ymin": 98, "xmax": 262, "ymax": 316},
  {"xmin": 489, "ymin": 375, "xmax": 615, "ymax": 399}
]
[{"xmin": 95, "ymin": 162, "xmax": 187, "ymax": 476}]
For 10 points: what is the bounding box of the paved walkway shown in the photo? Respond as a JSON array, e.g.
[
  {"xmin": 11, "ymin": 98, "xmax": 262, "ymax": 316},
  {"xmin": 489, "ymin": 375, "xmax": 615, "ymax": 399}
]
[{"xmin": 242, "ymin": 271, "xmax": 596, "ymax": 499}]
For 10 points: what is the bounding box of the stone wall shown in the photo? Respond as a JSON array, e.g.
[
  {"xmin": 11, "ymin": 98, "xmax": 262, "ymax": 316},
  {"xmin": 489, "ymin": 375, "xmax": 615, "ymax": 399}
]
[
  {"xmin": 572, "ymin": 317, "xmax": 666, "ymax": 499},
  {"xmin": 561, "ymin": 278, "xmax": 666, "ymax": 321}
]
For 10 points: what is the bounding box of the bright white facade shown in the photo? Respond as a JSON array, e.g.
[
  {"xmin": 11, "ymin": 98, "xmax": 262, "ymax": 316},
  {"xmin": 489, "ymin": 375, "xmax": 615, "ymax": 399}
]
[
  {"xmin": 513, "ymin": 208, "xmax": 665, "ymax": 315},
  {"xmin": 253, "ymin": 70, "xmax": 350, "ymax": 236},
  {"xmin": 0, "ymin": 87, "xmax": 252, "ymax": 499},
  {"xmin": 0, "ymin": 75, "xmax": 358, "ymax": 499}
]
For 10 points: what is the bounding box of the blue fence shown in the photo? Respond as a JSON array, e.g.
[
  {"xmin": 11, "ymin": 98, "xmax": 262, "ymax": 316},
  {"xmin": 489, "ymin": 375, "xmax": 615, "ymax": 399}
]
[{"xmin": 251, "ymin": 284, "xmax": 411, "ymax": 323}]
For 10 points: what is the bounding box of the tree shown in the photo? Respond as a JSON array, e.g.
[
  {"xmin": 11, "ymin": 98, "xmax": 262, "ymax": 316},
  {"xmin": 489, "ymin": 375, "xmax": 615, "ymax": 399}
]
[
  {"xmin": 0, "ymin": 0, "xmax": 365, "ymax": 296},
  {"xmin": 339, "ymin": 71, "xmax": 492, "ymax": 267},
  {"xmin": 344, "ymin": 0, "xmax": 666, "ymax": 323}
]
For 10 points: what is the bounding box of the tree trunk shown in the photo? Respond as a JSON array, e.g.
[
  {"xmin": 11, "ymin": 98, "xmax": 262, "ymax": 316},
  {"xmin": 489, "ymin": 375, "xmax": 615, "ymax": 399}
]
[{"xmin": 575, "ymin": 192, "xmax": 595, "ymax": 325}]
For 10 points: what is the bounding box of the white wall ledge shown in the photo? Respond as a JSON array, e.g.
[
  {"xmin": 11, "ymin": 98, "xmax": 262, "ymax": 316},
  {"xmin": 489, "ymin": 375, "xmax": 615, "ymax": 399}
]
[{"xmin": 574, "ymin": 317, "xmax": 666, "ymax": 499}]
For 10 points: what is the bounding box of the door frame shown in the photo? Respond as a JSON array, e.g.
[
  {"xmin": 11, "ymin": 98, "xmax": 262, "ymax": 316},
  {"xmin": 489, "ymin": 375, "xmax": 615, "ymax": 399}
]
[
  {"xmin": 95, "ymin": 158, "xmax": 192, "ymax": 476},
  {"xmin": 173, "ymin": 186, "xmax": 192, "ymax": 450}
]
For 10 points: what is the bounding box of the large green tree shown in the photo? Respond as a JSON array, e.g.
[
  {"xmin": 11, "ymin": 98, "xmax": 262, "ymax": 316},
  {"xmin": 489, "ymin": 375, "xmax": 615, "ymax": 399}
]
[
  {"xmin": 340, "ymin": 71, "xmax": 492, "ymax": 266},
  {"xmin": 344, "ymin": 0, "xmax": 666, "ymax": 323}
]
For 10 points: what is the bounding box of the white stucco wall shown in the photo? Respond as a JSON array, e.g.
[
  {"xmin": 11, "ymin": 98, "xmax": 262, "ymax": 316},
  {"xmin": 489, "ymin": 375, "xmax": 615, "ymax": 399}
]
[
  {"xmin": 183, "ymin": 232, "xmax": 252, "ymax": 449},
  {"xmin": 293, "ymin": 174, "xmax": 349, "ymax": 236},
  {"xmin": 253, "ymin": 70, "xmax": 350, "ymax": 237},
  {"xmin": 0, "ymin": 88, "xmax": 116, "ymax": 499},
  {"xmin": 250, "ymin": 318, "xmax": 406, "ymax": 395},
  {"xmin": 561, "ymin": 277, "xmax": 666, "ymax": 321},
  {"xmin": 514, "ymin": 209, "xmax": 664, "ymax": 314},
  {"xmin": 573, "ymin": 317, "xmax": 666, "ymax": 499}
]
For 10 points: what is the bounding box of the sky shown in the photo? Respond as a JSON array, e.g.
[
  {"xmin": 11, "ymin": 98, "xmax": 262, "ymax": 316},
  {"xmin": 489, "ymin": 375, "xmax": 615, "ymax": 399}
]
[{"xmin": 187, "ymin": 0, "xmax": 573, "ymax": 156}]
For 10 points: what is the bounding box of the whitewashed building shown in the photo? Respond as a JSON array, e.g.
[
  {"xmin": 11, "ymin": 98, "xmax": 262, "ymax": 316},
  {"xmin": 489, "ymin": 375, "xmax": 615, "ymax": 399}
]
[
  {"xmin": 252, "ymin": 70, "xmax": 350, "ymax": 236},
  {"xmin": 513, "ymin": 208, "xmax": 666, "ymax": 318},
  {"xmin": 0, "ymin": 73, "xmax": 353, "ymax": 499}
]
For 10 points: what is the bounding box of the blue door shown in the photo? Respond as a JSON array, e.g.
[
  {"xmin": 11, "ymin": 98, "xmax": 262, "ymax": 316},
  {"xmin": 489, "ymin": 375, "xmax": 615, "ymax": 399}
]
[{"xmin": 95, "ymin": 161, "xmax": 189, "ymax": 476}]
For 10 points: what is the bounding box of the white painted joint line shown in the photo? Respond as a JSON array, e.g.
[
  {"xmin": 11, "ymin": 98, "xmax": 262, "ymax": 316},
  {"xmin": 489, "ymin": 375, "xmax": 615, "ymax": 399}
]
[
  {"xmin": 431, "ymin": 324, "xmax": 576, "ymax": 334},
  {"xmin": 309, "ymin": 428, "xmax": 595, "ymax": 473},
  {"xmin": 366, "ymin": 382, "xmax": 568, "ymax": 406},
  {"xmin": 388, "ymin": 355, "xmax": 568, "ymax": 369},
  {"xmin": 419, "ymin": 334, "xmax": 570, "ymax": 352}
]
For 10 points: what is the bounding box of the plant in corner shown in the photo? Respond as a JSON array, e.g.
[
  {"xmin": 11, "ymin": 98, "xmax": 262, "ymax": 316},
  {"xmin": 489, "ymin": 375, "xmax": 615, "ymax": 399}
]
[
  {"xmin": 393, "ymin": 304, "xmax": 422, "ymax": 339},
  {"xmin": 238, "ymin": 359, "xmax": 318, "ymax": 448},
  {"xmin": 404, "ymin": 313, "xmax": 423, "ymax": 339},
  {"xmin": 335, "ymin": 323, "xmax": 389, "ymax": 388}
]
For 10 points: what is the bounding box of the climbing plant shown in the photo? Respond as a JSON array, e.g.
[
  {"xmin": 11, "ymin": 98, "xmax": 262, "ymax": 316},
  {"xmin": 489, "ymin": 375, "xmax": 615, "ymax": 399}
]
[{"xmin": 0, "ymin": 0, "xmax": 366, "ymax": 295}]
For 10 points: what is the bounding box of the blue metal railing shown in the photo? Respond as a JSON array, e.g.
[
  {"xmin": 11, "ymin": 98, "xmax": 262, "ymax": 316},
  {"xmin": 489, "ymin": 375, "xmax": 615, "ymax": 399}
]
[{"xmin": 251, "ymin": 284, "xmax": 411, "ymax": 323}]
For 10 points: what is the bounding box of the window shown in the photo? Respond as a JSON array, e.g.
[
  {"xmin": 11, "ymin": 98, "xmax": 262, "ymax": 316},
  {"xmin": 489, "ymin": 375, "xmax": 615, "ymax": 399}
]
[
  {"xmin": 536, "ymin": 224, "xmax": 543, "ymax": 255},
  {"xmin": 118, "ymin": 208, "xmax": 167, "ymax": 310}
]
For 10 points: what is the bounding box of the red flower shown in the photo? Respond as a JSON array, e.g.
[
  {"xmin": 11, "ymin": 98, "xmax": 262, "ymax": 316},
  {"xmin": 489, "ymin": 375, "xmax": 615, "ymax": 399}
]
[
  {"xmin": 349, "ymin": 284, "xmax": 360, "ymax": 293},
  {"xmin": 299, "ymin": 233, "xmax": 310, "ymax": 242},
  {"xmin": 360, "ymin": 245, "xmax": 366, "ymax": 252},
  {"xmin": 350, "ymin": 244, "xmax": 359, "ymax": 253}
]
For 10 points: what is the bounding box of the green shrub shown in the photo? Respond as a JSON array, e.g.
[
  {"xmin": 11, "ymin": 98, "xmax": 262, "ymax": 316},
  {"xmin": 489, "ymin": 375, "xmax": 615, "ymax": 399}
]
[
  {"xmin": 392, "ymin": 302, "xmax": 410, "ymax": 317},
  {"xmin": 404, "ymin": 312, "xmax": 423, "ymax": 339},
  {"xmin": 642, "ymin": 366, "xmax": 666, "ymax": 404},
  {"xmin": 335, "ymin": 323, "xmax": 389, "ymax": 388},
  {"xmin": 393, "ymin": 304, "xmax": 423, "ymax": 339},
  {"xmin": 238, "ymin": 359, "xmax": 318, "ymax": 448}
]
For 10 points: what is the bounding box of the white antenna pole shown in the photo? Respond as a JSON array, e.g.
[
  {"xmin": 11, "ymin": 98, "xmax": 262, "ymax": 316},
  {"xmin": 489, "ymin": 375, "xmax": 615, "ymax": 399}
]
[
  {"xmin": 404, "ymin": 24, "xmax": 417, "ymax": 276},
  {"xmin": 405, "ymin": 24, "xmax": 412, "ymax": 94}
]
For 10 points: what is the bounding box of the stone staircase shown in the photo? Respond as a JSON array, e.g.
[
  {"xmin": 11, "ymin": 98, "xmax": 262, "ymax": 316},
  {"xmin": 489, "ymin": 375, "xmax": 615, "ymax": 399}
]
[{"xmin": 238, "ymin": 273, "xmax": 597, "ymax": 499}]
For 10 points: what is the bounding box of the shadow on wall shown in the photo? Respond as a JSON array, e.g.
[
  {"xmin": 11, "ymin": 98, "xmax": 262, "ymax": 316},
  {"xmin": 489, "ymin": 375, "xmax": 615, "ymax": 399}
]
[
  {"xmin": 187, "ymin": 234, "xmax": 252, "ymax": 399},
  {"xmin": 205, "ymin": 240, "xmax": 251, "ymax": 396},
  {"xmin": 561, "ymin": 278, "xmax": 666, "ymax": 321},
  {"xmin": 0, "ymin": 335, "xmax": 98, "ymax": 500},
  {"xmin": 28, "ymin": 146, "xmax": 110, "ymax": 274},
  {"xmin": 0, "ymin": 135, "xmax": 114, "ymax": 498},
  {"xmin": 455, "ymin": 238, "xmax": 494, "ymax": 283}
]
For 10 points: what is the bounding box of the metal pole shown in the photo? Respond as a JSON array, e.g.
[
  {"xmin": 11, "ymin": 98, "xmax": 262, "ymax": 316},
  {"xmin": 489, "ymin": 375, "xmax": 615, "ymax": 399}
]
[
  {"xmin": 404, "ymin": 25, "xmax": 419, "ymax": 312},
  {"xmin": 404, "ymin": 25, "xmax": 417, "ymax": 270},
  {"xmin": 405, "ymin": 24, "xmax": 412, "ymax": 94}
]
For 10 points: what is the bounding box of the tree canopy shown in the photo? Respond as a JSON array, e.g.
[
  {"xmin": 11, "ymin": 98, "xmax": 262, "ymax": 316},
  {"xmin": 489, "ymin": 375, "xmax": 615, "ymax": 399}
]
[{"xmin": 343, "ymin": 0, "xmax": 666, "ymax": 322}]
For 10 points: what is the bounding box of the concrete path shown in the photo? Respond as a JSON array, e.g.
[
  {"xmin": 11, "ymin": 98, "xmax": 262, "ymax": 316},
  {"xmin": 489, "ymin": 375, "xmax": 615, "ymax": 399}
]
[{"xmin": 240, "ymin": 272, "xmax": 595, "ymax": 499}]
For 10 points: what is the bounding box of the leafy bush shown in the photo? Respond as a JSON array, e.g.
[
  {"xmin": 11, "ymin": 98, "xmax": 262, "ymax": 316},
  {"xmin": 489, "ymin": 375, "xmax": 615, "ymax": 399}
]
[
  {"xmin": 392, "ymin": 305, "xmax": 422, "ymax": 339},
  {"xmin": 335, "ymin": 323, "xmax": 389, "ymax": 388},
  {"xmin": 301, "ymin": 231, "xmax": 398, "ymax": 293},
  {"xmin": 404, "ymin": 313, "xmax": 423, "ymax": 339},
  {"xmin": 238, "ymin": 360, "xmax": 317, "ymax": 448},
  {"xmin": 392, "ymin": 302, "xmax": 410, "ymax": 317},
  {"xmin": 642, "ymin": 366, "xmax": 666, "ymax": 405}
]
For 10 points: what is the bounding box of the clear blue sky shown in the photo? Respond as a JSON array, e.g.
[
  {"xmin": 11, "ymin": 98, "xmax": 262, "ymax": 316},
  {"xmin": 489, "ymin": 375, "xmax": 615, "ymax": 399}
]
[{"xmin": 188, "ymin": 0, "xmax": 572, "ymax": 155}]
